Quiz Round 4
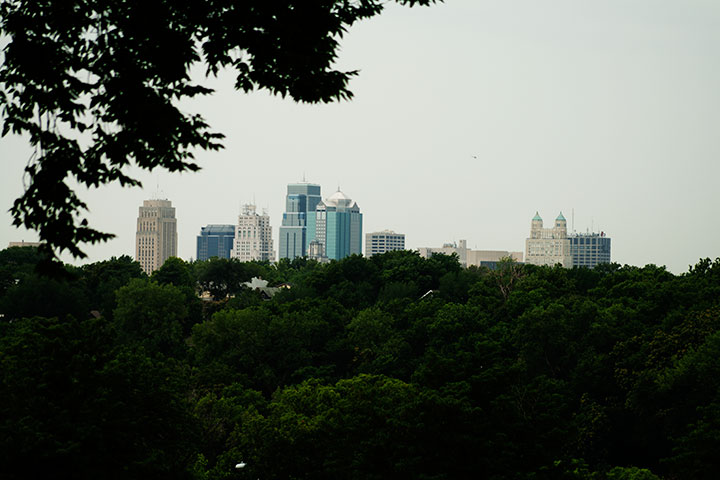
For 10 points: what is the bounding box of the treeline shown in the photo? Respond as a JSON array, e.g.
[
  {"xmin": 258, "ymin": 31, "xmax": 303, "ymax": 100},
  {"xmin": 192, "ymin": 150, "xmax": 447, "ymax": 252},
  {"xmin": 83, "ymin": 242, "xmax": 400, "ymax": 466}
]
[{"xmin": 1, "ymin": 246, "xmax": 720, "ymax": 480}]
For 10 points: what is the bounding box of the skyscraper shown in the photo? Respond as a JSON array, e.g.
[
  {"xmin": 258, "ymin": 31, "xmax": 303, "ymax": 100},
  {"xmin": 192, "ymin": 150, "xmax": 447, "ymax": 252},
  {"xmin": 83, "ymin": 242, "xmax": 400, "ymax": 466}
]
[
  {"xmin": 196, "ymin": 224, "xmax": 235, "ymax": 261},
  {"xmin": 525, "ymin": 211, "xmax": 573, "ymax": 267},
  {"xmin": 135, "ymin": 199, "xmax": 177, "ymax": 274},
  {"xmin": 278, "ymin": 182, "xmax": 322, "ymax": 259},
  {"xmin": 310, "ymin": 189, "xmax": 362, "ymax": 261},
  {"xmin": 233, "ymin": 204, "xmax": 274, "ymax": 262},
  {"xmin": 525, "ymin": 211, "xmax": 610, "ymax": 268}
]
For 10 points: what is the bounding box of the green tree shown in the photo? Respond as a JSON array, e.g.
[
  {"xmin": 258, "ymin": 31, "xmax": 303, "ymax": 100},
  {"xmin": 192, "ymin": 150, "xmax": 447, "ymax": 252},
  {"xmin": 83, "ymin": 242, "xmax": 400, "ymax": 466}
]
[
  {"xmin": 80, "ymin": 255, "xmax": 146, "ymax": 318},
  {"xmin": 227, "ymin": 375, "xmax": 478, "ymax": 480},
  {"xmin": 194, "ymin": 257, "xmax": 252, "ymax": 300},
  {"xmin": 152, "ymin": 256, "xmax": 195, "ymax": 288},
  {"xmin": 0, "ymin": 316, "xmax": 198, "ymax": 480},
  {"xmin": 113, "ymin": 278, "xmax": 190, "ymax": 357}
]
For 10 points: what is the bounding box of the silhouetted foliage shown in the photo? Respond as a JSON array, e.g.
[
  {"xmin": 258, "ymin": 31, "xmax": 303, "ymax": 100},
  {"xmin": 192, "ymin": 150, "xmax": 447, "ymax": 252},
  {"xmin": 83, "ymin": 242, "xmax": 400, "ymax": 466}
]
[{"xmin": 2, "ymin": 249, "xmax": 720, "ymax": 478}]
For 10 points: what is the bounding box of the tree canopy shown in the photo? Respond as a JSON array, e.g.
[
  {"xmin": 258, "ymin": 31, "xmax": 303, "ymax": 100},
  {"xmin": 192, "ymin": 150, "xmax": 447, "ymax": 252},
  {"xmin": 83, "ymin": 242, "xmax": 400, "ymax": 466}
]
[
  {"xmin": 2, "ymin": 249, "xmax": 720, "ymax": 478},
  {"xmin": 0, "ymin": 0, "xmax": 435, "ymax": 260}
]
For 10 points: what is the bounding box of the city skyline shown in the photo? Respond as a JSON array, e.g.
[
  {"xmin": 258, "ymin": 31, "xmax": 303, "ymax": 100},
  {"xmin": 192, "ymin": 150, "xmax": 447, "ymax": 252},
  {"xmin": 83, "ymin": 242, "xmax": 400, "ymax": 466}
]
[{"xmin": 2, "ymin": 0, "xmax": 719, "ymax": 273}]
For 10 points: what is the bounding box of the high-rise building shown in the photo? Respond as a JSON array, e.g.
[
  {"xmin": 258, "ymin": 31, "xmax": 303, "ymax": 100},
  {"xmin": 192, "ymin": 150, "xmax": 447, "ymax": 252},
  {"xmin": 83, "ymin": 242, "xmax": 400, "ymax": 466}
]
[
  {"xmin": 232, "ymin": 204, "xmax": 274, "ymax": 262},
  {"xmin": 196, "ymin": 224, "xmax": 235, "ymax": 261},
  {"xmin": 569, "ymin": 232, "xmax": 611, "ymax": 268},
  {"xmin": 525, "ymin": 211, "xmax": 611, "ymax": 268},
  {"xmin": 278, "ymin": 183, "xmax": 322, "ymax": 260},
  {"xmin": 310, "ymin": 190, "xmax": 362, "ymax": 261},
  {"xmin": 365, "ymin": 230, "xmax": 405, "ymax": 257},
  {"xmin": 135, "ymin": 199, "xmax": 177, "ymax": 274},
  {"xmin": 525, "ymin": 212, "xmax": 572, "ymax": 267}
]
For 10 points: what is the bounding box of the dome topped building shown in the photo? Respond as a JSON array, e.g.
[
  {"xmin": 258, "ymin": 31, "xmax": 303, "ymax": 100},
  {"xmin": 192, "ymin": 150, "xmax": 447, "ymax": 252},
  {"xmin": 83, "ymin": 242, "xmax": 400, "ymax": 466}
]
[
  {"xmin": 325, "ymin": 189, "xmax": 359, "ymax": 210},
  {"xmin": 306, "ymin": 188, "xmax": 362, "ymax": 261}
]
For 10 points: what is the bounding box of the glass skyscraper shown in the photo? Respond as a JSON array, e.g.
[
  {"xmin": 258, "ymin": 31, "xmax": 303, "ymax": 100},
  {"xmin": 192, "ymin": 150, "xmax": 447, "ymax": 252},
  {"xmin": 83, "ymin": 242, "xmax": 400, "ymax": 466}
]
[
  {"xmin": 196, "ymin": 224, "xmax": 235, "ymax": 261},
  {"xmin": 278, "ymin": 183, "xmax": 322, "ymax": 260},
  {"xmin": 311, "ymin": 190, "xmax": 362, "ymax": 261}
]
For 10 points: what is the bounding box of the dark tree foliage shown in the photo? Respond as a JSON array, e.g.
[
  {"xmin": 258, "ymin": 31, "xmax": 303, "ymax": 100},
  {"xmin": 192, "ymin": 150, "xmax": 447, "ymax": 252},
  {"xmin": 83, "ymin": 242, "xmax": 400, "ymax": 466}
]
[
  {"xmin": 79, "ymin": 254, "xmax": 146, "ymax": 318},
  {"xmin": 3, "ymin": 250, "xmax": 720, "ymax": 479},
  {"xmin": 0, "ymin": 316, "xmax": 198, "ymax": 480},
  {"xmin": 0, "ymin": 0, "xmax": 435, "ymax": 261}
]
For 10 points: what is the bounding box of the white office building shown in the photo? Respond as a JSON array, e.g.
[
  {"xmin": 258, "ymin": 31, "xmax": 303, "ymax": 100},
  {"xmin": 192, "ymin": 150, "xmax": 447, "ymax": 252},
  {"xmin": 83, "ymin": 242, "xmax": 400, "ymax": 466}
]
[
  {"xmin": 232, "ymin": 204, "xmax": 274, "ymax": 262},
  {"xmin": 525, "ymin": 211, "xmax": 573, "ymax": 267},
  {"xmin": 365, "ymin": 230, "xmax": 405, "ymax": 257}
]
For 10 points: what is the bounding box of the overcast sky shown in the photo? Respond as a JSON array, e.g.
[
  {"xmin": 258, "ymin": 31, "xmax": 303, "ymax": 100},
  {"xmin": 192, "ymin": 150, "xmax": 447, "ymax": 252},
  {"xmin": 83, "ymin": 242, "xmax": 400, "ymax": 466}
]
[{"xmin": 2, "ymin": 0, "xmax": 719, "ymax": 273}]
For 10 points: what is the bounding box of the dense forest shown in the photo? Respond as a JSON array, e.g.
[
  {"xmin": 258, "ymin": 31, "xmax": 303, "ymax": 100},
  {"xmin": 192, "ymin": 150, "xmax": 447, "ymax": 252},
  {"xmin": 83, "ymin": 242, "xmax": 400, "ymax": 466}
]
[{"xmin": 1, "ymin": 246, "xmax": 719, "ymax": 480}]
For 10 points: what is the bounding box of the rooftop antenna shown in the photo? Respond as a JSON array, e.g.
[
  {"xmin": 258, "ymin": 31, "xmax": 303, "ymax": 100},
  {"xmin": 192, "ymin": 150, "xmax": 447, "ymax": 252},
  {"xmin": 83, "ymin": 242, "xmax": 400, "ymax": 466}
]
[
  {"xmin": 154, "ymin": 176, "xmax": 164, "ymax": 200},
  {"xmin": 591, "ymin": 217, "xmax": 594, "ymax": 233},
  {"xmin": 302, "ymin": 172, "xmax": 306, "ymax": 182},
  {"xmin": 572, "ymin": 208, "xmax": 575, "ymax": 233}
]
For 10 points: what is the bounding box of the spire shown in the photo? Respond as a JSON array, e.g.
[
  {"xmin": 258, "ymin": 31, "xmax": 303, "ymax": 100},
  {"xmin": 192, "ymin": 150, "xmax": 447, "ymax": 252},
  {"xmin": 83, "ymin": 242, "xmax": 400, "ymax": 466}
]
[
  {"xmin": 556, "ymin": 211, "xmax": 566, "ymax": 221},
  {"xmin": 532, "ymin": 211, "xmax": 542, "ymax": 221}
]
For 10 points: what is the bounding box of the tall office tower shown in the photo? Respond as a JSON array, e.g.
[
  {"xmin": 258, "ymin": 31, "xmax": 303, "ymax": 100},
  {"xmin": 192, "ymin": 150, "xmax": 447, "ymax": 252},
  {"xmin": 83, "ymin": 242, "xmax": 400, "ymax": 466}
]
[
  {"xmin": 569, "ymin": 232, "xmax": 611, "ymax": 268},
  {"xmin": 278, "ymin": 182, "xmax": 322, "ymax": 259},
  {"xmin": 135, "ymin": 199, "xmax": 178, "ymax": 274},
  {"xmin": 365, "ymin": 230, "xmax": 405, "ymax": 257},
  {"xmin": 310, "ymin": 190, "xmax": 362, "ymax": 261},
  {"xmin": 525, "ymin": 211, "xmax": 572, "ymax": 267},
  {"xmin": 233, "ymin": 204, "xmax": 275, "ymax": 262},
  {"xmin": 196, "ymin": 224, "xmax": 235, "ymax": 261}
]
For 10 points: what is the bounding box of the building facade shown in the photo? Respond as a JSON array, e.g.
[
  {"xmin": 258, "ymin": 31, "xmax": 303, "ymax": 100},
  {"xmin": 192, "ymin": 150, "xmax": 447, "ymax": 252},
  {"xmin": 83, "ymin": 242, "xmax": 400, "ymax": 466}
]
[
  {"xmin": 135, "ymin": 199, "xmax": 177, "ymax": 274},
  {"xmin": 525, "ymin": 211, "xmax": 611, "ymax": 268},
  {"xmin": 525, "ymin": 212, "xmax": 572, "ymax": 267},
  {"xmin": 308, "ymin": 190, "xmax": 362, "ymax": 261},
  {"xmin": 7, "ymin": 241, "xmax": 41, "ymax": 248},
  {"xmin": 196, "ymin": 224, "xmax": 235, "ymax": 261},
  {"xmin": 365, "ymin": 230, "xmax": 405, "ymax": 257},
  {"xmin": 418, "ymin": 239, "xmax": 523, "ymax": 268},
  {"xmin": 569, "ymin": 233, "xmax": 611, "ymax": 268},
  {"xmin": 278, "ymin": 183, "xmax": 322, "ymax": 260},
  {"xmin": 232, "ymin": 204, "xmax": 274, "ymax": 262}
]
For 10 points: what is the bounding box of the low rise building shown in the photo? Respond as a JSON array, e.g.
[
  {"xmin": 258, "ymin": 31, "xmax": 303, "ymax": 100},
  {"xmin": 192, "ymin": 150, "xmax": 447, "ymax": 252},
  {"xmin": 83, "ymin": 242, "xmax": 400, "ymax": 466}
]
[
  {"xmin": 365, "ymin": 230, "xmax": 405, "ymax": 257},
  {"xmin": 419, "ymin": 239, "xmax": 522, "ymax": 268}
]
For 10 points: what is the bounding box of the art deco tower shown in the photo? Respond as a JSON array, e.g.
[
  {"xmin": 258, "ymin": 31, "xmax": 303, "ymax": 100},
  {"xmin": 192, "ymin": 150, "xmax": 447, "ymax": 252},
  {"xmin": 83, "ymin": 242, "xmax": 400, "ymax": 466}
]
[
  {"xmin": 233, "ymin": 204, "xmax": 274, "ymax": 262},
  {"xmin": 135, "ymin": 199, "xmax": 177, "ymax": 274}
]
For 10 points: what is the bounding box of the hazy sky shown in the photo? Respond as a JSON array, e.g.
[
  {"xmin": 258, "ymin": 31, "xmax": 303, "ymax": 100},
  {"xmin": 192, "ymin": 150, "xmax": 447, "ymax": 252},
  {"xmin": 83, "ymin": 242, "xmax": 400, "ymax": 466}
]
[{"xmin": 2, "ymin": 0, "xmax": 719, "ymax": 273}]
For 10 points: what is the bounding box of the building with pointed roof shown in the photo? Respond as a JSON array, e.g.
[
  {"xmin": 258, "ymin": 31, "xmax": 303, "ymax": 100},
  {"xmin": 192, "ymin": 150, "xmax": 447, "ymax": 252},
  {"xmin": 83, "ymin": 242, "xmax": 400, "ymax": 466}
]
[
  {"xmin": 525, "ymin": 211, "xmax": 573, "ymax": 267},
  {"xmin": 526, "ymin": 211, "xmax": 611, "ymax": 268},
  {"xmin": 307, "ymin": 189, "xmax": 362, "ymax": 261}
]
